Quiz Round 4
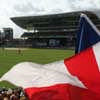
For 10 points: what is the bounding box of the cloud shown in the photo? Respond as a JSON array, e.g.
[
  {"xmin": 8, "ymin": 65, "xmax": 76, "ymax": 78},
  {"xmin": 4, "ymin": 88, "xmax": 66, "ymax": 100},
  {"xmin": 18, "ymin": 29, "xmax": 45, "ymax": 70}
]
[
  {"xmin": 14, "ymin": 1, "xmax": 45, "ymax": 15},
  {"xmin": 4, "ymin": 0, "xmax": 100, "ymax": 16}
]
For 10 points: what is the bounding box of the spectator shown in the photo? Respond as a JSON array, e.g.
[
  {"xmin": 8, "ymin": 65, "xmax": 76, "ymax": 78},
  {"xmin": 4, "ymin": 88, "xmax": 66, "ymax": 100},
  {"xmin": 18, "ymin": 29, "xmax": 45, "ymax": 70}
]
[{"xmin": 0, "ymin": 87, "xmax": 28, "ymax": 100}]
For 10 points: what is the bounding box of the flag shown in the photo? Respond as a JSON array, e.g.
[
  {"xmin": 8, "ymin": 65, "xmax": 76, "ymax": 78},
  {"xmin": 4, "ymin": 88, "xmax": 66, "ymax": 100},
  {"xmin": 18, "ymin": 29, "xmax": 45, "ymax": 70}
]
[
  {"xmin": 25, "ymin": 42, "xmax": 100, "ymax": 100},
  {"xmin": 2, "ymin": 42, "xmax": 100, "ymax": 100},
  {"xmin": 75, "ymin": 13, "xmax": 100, "ymax": 54}
]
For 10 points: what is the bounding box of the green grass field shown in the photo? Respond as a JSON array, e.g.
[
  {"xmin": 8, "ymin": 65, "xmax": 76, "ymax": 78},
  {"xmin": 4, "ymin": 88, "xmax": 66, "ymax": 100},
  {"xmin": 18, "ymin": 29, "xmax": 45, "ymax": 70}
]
[{"xmin": 0, "ymin": 48, "xmax": 74, "ymax": 88}]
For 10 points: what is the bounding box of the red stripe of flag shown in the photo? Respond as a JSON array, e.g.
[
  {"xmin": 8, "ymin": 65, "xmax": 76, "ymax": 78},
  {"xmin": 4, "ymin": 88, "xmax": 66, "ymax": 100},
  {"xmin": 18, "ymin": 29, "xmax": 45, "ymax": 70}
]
[{"xmin": 25, "ymin": 84, "xmax": 71, "ymax": 100}]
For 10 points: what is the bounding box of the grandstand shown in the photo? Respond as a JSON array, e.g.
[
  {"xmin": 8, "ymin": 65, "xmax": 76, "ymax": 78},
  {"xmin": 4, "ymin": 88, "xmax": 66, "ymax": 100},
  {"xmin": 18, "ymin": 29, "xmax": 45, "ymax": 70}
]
[{"xmin": 11, "ymin": 11, "xmax": 100, "ymax": 48}]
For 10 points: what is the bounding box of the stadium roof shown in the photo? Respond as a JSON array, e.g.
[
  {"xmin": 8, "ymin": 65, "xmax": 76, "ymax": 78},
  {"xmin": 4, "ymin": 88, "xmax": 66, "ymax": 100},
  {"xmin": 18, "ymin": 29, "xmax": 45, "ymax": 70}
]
[{"xmin": 11, "ymin": 11, "xmax": 99, "ymax": 30}]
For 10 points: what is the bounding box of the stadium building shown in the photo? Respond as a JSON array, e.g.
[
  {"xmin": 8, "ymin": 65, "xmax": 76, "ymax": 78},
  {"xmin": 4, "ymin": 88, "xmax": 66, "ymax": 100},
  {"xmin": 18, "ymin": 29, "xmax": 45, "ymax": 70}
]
[
  {"xmin": 11, "ymin": 11, "xmax": 100, "ymax": 48},
  {"xmin": 0, "ymin": 28, "xmax": 13, "ymax": 46}
]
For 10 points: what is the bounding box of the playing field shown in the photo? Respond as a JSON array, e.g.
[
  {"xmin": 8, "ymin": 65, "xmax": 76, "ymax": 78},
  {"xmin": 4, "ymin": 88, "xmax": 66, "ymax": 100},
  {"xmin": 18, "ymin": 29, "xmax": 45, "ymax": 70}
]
[{"xmin": 0, "ymin": 48, "xmax": 74, "ymax": 88}]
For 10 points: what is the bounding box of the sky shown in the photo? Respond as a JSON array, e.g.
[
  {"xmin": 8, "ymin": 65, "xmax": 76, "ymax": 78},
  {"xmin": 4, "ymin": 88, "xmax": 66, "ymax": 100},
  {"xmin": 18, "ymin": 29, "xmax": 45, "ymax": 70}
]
[{"xmin": 0, "ymin": 0, "xmax": 100, "ymax": 38}]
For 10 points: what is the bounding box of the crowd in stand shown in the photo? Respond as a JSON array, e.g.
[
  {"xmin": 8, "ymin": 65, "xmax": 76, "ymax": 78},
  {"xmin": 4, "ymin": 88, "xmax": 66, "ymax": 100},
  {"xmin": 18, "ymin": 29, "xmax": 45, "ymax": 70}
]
[{"xmin": 0, "ymin": 87, "xmax": 28, "ymax": 100}]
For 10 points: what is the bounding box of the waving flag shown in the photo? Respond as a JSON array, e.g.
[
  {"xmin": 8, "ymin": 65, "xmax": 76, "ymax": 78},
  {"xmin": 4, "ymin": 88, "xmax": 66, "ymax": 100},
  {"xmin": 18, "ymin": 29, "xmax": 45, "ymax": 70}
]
[
  {"xmin": 1, "ymin": 62, "xmax": 85, "ymax": 100},
  {"xmin": 75, "ymin": 13, "xmax": 100, "ymax": 53},
  {"xmin": 25, "ymin": 42, "xmax": 100, "ymax": 100},
  {"xmin": 1, "ymin": 42, "xmax": 100, "ymax": 100}
]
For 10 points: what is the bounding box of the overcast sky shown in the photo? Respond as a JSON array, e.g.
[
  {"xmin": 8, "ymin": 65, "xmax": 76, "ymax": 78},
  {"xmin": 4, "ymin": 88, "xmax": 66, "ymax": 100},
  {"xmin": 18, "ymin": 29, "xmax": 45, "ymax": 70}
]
[{"xmin": 0, "ymin": 0, "xmax": 100, "ymax": 38}]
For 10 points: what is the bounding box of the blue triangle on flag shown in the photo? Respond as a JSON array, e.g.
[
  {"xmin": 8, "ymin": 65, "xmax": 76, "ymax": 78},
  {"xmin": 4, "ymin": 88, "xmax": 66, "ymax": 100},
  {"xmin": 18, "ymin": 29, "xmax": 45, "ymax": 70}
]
[{"xmin": 75, "ymin": 14, "xmax": 100, "ymax": 54}]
